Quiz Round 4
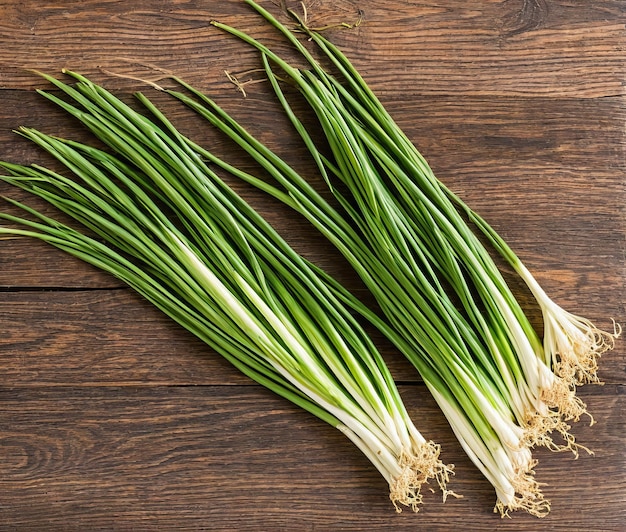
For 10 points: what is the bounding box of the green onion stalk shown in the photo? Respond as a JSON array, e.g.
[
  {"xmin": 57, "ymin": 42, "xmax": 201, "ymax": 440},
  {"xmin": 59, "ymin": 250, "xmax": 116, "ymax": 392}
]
[
  {"xmin": 0, "ymin": 71, "xmax": 456, "ymax": 512},
  {"xmin": 159, "ymin": 0, "xmax": 618, "ymax": 516}
]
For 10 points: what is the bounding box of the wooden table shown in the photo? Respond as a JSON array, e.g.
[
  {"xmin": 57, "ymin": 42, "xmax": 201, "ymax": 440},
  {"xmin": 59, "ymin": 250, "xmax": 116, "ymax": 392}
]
[{"xmin": 1, "ymin": 1, "xmax": 624, "ymax": 530}]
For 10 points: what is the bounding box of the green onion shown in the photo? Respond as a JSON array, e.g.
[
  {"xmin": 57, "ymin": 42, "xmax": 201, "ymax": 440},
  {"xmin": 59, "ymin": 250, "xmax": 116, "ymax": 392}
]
[
  {"xmin": 0, "ymin": 70, "xmax": 455, "ymax": 512},
  {"xmin": 157, "ymin": 0, "xmax": 618, "ymax": 516}
]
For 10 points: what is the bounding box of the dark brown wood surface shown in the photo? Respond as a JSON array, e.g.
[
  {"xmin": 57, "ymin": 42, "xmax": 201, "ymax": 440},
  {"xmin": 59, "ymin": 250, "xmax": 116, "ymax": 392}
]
[{"xmin": 0, "ymin": 1, "xmax": 624, "ymax": 530}]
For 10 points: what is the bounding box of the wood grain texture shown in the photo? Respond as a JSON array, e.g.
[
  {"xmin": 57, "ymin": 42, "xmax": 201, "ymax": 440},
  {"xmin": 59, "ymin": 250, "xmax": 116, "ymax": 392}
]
[
  {"xmin": 0, "ymin": 385, "xmax": 624, "ymax": 531},
  {"xmin": 0, "ymin": 0, "xmax": 624, "ymax": 97},
  {"xmin": 0, "ymin": 0, "xmax": 624, "ymax": 529}
]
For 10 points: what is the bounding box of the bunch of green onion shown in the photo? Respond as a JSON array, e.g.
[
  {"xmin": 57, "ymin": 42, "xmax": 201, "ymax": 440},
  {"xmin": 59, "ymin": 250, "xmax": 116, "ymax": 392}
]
[
  {"xmin": 149, "ymin": 0, "xmax": 619, "ymax": 516},
  {"xmin": 0, "ymin": 0, "xmax": 618, "ymax": 518},
  {"xmin": 0, "ymin": 70, "xmax": 456, "ymax": 512}
]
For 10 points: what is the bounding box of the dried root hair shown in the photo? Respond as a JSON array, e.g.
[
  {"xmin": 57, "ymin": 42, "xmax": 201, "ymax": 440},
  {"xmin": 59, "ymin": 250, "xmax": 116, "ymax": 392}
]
[
  {"xmin": 389, "ymin": 441, "xmax": 459, "ymax": 513},
  {"xmin": 494, "ymin": 460, "xmax": 550, "ymax": 518}
]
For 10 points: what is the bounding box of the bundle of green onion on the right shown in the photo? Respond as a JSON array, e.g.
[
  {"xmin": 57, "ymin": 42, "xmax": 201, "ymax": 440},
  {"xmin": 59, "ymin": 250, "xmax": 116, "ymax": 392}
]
[{"xmin": 162, "ymin": 0, "xmax": 619, "ymax": 516}]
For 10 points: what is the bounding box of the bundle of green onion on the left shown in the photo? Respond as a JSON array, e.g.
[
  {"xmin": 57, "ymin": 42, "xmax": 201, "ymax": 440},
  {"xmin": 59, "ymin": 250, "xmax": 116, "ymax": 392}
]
[{"xmin": 0, "ymin": 70, "xmax": 454, "ymax": 513}]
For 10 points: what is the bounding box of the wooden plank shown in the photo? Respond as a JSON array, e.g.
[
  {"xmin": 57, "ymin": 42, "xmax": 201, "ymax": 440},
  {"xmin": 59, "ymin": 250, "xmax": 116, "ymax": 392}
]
[
  {"xmin": 0, "ymin": 1, "xmax": 624, "ymax": 97},
  {"xmin": 0, "ymin": 286, "xmax": 620, "ymax": 386},
  {"xmin": 1, "ymin": 90, "xmax": 623, "ymax": 301},
  {"xmin": 0, "ymin": 384, "xmax": 623, "ymax": 530}
]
